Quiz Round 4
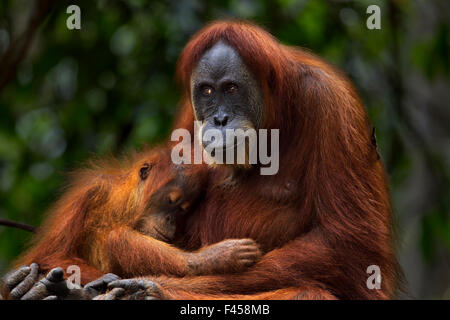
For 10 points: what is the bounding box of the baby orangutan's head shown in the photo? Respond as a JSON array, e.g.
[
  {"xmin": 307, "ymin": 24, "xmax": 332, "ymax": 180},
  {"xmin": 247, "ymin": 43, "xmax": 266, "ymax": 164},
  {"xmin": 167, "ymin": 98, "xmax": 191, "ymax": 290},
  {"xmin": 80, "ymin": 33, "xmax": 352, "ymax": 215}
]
[{"xmin": 132, "ymin": 149, "xmax": 206, "ymax": 242}]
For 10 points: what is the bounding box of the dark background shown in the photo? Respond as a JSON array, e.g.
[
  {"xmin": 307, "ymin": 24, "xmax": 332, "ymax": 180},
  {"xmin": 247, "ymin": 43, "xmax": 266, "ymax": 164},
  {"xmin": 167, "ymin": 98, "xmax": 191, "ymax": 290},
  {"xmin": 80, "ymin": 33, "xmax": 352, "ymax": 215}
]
[{"xmin": 0, "ymin": 0, "xmax": 449, "ymax": 299}]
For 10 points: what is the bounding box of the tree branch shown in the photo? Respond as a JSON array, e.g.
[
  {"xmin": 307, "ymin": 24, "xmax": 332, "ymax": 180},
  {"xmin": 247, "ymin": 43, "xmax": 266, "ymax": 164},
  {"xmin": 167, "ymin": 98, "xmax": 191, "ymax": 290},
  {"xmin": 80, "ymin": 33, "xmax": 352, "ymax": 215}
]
[
  {"xmin": 0, "ymin": 218, "xmax": 36, "ymax": 233},
  {"xmin": 0, "ymin": 0, "xmax": 54, "ymax": 93}
]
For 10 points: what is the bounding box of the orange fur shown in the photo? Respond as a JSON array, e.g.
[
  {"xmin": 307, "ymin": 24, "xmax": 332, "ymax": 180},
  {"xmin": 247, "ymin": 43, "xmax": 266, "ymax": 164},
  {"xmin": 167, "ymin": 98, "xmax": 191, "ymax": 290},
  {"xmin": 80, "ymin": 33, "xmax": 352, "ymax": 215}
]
[
  {"xmin": 13, "ymin": 20, "xmax": 402, "ymax": 299},
  {"xmin": 14, "ymin": 148, "xmax": 200, "ymax": 284},
  {"xmin": 144, "ymin": 20, "xmax": 403, "ymax": 299},
  {"xmin": 13, "ymin": 147, "xmax": 261, "ymax": 287}
]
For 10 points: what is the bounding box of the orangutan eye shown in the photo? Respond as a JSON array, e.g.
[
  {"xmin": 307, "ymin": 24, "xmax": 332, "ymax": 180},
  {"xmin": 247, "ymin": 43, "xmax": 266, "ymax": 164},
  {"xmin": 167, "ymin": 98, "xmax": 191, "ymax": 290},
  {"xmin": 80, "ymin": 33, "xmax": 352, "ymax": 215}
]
[
  {"xmin": 201, "ymin": 85, "xmax": 214, "ymax": 97},
  {"xmin": 225, "ymin": 83, "xmax": 238, "ymax": 94},
  {"xmin": 139, "ymin": 163, "xmax": 152, "ymax": 180}
]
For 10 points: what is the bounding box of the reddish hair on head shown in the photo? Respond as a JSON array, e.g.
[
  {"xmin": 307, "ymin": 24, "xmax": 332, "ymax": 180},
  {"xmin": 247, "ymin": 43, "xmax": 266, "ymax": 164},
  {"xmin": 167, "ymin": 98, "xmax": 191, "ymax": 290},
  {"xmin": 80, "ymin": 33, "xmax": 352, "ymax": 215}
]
[{"xmin": 175, "ymin": 20, "xmax": 303, "ymax": 132}]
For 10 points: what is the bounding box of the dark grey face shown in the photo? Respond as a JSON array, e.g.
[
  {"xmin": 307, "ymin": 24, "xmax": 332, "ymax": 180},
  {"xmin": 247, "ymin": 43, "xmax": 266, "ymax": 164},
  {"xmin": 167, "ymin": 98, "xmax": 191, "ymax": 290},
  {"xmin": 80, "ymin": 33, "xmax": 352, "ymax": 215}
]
[{"xmin": 191, "ymin": 41, "xmax": 264, "ymax": 152}]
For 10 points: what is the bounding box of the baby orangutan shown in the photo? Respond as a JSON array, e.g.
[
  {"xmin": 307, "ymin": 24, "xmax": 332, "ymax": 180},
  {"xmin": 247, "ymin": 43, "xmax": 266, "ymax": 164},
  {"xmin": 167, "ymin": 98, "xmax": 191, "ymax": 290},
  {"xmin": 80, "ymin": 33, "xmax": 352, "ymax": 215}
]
[
  {"xmin": 104, "ymin": 150, "xmax": 262, "ymax": 279},
  {"xmin": 1, "ymin": 148, "xmax": 261, "ymax": 300}
]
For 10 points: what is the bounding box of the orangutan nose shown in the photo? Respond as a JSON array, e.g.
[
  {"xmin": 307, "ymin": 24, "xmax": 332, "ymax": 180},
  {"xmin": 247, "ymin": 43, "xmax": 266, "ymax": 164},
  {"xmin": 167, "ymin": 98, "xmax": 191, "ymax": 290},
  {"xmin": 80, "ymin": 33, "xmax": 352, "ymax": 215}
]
[
  {"xmin": 168, "ymin": 189, "xmax": 182, "ymax": 204},
  {"xmin": 213, "ymin": 111, "xmax": 229, "ymax": 127},
  {"xmin": 180, "ymin": 201, "xmax": 191, "ymax": 212}
]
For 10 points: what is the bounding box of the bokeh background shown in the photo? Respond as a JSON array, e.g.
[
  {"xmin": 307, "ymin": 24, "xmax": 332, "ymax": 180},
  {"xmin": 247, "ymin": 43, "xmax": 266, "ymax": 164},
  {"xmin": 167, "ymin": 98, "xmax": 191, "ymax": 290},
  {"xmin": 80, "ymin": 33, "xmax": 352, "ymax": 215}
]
[{"xmin": 0, "ymin": 0, "xmax": 449, "ymax": 299}]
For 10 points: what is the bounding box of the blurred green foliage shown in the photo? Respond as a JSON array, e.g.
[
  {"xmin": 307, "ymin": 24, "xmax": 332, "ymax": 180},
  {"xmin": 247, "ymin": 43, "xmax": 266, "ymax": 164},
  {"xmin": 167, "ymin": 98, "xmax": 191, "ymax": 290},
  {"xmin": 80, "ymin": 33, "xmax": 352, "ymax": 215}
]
[{"xmin": 0, "ymin": 0, "xmax": 448, "ymax": 298}]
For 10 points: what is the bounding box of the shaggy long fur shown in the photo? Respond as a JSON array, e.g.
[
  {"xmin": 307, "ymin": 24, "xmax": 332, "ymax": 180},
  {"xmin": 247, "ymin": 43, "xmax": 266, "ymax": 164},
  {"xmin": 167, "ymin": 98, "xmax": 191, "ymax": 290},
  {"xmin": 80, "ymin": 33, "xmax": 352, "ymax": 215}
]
[
  {"xmin": 12, "ymin": 20, "xmax": 402, "ymax": 300},
  {"xmin": 151, "ymin": 20, "xmax": 402, "ymax": 299},
  {"xmin": 14, "ymin": 148, "xmax": 190, "ymax": 284}
]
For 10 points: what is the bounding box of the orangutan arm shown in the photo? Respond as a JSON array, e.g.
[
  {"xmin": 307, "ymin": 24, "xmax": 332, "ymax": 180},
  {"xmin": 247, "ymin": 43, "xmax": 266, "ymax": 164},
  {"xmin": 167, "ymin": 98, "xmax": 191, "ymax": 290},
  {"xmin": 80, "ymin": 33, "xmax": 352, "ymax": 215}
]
[
  {"xmin": 106, "ymin": 228, "xmax": 392, "ymax": 300},
  {"xmin": 106, "ymin": 227, "xmax": 261, "ymax": 278}
]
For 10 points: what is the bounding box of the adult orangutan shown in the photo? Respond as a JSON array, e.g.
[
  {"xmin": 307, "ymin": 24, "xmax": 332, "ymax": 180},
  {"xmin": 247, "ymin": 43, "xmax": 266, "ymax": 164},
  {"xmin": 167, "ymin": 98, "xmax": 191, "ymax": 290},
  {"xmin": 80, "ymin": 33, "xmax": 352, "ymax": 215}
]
[
  {"xmin": 3, "ymin": 20, "xmax": 402, "ymax": 300},
  {"xmin": 103, "ymin": 20, "xmax": 401, "ymax": 300}
]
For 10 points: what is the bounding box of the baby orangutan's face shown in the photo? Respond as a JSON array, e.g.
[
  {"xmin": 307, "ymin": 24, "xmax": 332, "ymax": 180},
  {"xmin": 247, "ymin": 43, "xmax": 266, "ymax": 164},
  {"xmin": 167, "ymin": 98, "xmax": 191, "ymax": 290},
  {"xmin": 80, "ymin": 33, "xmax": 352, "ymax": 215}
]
[
  {"xmin": 132, "ymin": 153, "xmax": 203, "ymax": 242},
  {"xmin": 135, "ymin": 183, "xmax": 192, "ymax": 242}
]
